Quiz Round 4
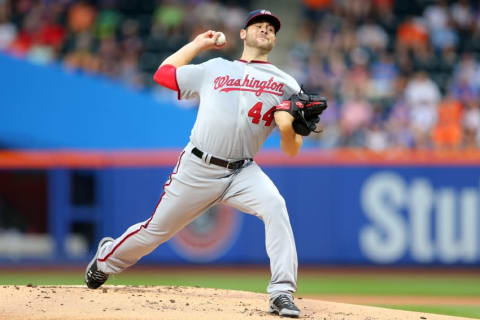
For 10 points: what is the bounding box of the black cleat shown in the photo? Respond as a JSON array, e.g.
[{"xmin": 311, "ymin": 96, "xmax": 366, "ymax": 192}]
[
  {"xmin": 269, "ymin": 294, "xmax": 300, "ymax": 318},
  {"xmin": 85, "ymin": 237, "xmax": 113, "ymax": 289}
]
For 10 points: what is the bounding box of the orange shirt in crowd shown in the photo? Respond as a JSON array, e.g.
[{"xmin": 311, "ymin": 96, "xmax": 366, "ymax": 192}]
[
  {"xmin": 432, "ymin": 98, "xmax": 463, "ymax": 148},
  {"xmin": 68, "ymin": 2, "xmax": 96, "ymax": 32},
  {"xmin": 397, "ymin": 19, "xmax": 429, "ymax": 48}
]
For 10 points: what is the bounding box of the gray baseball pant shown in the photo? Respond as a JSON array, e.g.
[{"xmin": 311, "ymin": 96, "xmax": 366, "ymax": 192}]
[{"xmin": 96, "ymin": 142, "xmax": 298, "ymax": 299}]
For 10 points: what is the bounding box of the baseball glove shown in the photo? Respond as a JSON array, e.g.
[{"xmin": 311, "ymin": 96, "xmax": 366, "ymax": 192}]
[{"xmin": 276, "ymin": 91, "xmax": 328, "ymax": 136}]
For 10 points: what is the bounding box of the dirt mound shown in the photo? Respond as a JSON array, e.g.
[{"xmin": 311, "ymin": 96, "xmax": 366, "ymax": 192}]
[{"xmin": 0, "ymin": 285, "xmax": 470, "ymax": 320}]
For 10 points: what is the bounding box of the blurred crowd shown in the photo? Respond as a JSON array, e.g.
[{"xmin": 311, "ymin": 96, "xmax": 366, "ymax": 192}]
[
  {"xmin": 0, "ymin": 0, "xmax": 248, "ymax": 87},
  {"xmin": 291, "ymin": 0, "xmax": 480, "ymax": 150},
  {"xmin": 1, "ymin": 0, "xmax": 480, "ymax": 150}
]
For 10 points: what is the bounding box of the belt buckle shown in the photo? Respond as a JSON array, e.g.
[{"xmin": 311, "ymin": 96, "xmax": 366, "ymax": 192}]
[
  {"xmin": 226, "ymin": 161, "xmax": 235, "ymax": 170},
  {"xmin": 227, "ymin": 160, "xmax": 241, "ymax": 170}
]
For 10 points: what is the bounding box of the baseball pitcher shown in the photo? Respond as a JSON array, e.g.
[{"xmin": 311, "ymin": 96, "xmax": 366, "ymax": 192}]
[{"xmin": 85, "ymin": 9, "xmax": 327, "ymax": 318}]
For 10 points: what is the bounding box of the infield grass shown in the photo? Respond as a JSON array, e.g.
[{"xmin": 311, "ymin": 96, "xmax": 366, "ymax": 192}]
[
  {"xmin": 381, "ymin": 305, "xmax": 480, "ymax": 319},
  {"xmin": 1, "ymin": 270, "xmax": 479, "ymax": 295},
  {"xmin": 0, "ymin": 269, "xmax": 479, "ymax": 318}
]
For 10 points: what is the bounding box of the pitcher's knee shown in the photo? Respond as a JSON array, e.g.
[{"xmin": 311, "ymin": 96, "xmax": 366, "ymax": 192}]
[
  {"xmin": 261, "ymin": 194, "xmax": 288, "ymax": 220},
  {"xmin": 141, "ymin": 222, "xmax": 178, "ymax": 245}
]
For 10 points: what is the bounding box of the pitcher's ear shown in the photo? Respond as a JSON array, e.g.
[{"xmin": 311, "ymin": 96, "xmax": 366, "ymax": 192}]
[{"xmin": 240, "ymin": 29, "xmax": 246, "ymax": 40}]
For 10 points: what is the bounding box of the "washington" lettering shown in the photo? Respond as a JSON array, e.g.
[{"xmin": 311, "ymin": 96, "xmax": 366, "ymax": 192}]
[{"xmin": 213, "ymin": 74, "xmax": 285, "ymax": 96}]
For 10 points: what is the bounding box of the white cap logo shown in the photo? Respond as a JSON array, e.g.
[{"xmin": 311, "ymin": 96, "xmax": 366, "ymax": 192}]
[{"xmin": 261, "ymin": 10, "xmax": 272, "ymax": 15}]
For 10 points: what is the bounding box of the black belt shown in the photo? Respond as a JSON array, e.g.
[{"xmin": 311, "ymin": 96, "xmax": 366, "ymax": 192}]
[{"xmin": 191, "ymin": 147, "xmax": 251, "ymax": 170}]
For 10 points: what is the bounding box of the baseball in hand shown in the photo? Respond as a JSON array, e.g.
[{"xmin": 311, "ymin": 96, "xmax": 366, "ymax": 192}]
[{"xmin": 215, "ymin": 32, "xmax": 226, "ymax": 46}]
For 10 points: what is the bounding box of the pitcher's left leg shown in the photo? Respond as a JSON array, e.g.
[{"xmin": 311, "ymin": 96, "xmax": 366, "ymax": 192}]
[{"xmin": 222, "ymin": 162, "xmax": 298, "ymax": 298}]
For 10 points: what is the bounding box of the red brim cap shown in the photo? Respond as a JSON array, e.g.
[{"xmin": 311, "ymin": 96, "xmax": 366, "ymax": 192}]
[{"xmin": 244, "ymin": 9, "xmax": 281, "ymax": 33}]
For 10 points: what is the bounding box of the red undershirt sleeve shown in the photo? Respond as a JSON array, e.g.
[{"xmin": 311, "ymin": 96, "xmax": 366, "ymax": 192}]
[{"xmin": 153, "ymin": 64, "xmax": 179, "ymax": 92}]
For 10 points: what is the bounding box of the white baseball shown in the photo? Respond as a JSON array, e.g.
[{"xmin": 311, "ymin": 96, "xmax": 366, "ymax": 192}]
[{"xmin": 215, "ymin": 32, "xmax": 226, "ymax": 46}]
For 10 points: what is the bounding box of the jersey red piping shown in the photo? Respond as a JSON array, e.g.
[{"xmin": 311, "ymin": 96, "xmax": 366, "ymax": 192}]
[
  {"xmin": 237, "ymin": 59, "xmax": 271, "ymax": 64},
  {"xmin": 97, "ymin": 150, "xmax": 186, "ymax": 263},
  {"xmin": 174, "ymin": 68, "xmax": 180, "ymax": 100}
]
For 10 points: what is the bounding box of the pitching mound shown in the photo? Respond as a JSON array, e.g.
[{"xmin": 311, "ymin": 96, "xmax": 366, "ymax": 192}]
[{"xmin": 0, "ymin": 285, "xmax": 469, "ymax": 320}]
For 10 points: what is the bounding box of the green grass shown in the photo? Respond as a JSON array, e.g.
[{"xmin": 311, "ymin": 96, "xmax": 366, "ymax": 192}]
[
  {"xmin": 1, "ymin": 271, "xmax": 480, "ymax": 296},
  {"xmin": 0, "ymin": 272, "xmax": 270, "ymax": 290},
  {"xmin": 1, "ymin": 270, "xmax": 479, "ymax": 319},
  {"xmin": 380, "ymin": 305, "xmax": 480, "ymax": 319},
  {"xmin": 297, "ymin": 274, "xmax": 480, "ymax": 296}
]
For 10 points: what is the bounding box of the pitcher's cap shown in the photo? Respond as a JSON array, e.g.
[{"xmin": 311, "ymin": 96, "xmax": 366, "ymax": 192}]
[{"xmin": 244, "ymin": 9, "xmax": 281, "ymax": 33}]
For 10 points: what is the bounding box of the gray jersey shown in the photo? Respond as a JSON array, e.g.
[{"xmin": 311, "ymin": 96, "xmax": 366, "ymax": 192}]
[{"xmin": 176, "ymin": 58, "xmax": 300, "ymax": 160}]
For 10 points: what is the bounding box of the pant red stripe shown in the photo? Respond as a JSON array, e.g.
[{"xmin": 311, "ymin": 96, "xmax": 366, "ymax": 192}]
[{"xmin": 98, "ymin": 151, "xmax": 185, "ymax": 262}]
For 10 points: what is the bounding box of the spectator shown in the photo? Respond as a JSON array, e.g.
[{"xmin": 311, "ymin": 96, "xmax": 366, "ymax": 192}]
[
  {"xmin": 396, "ymin": 16, "xmax": 429, "ymax": 52},
  {"xmin": 221, "ymin": 4, "xmax": 247, "ymax": 33},
  {"xmin": 450, "ymin": 0, "xmax": 474, "ymax": 31},
  {"xmin": 449, "ymin": 53, "xmax": 480, "ymax": 110},
  {"xmin": 356, "ymin": 19, "xmax": 388, "ymax": 53},
  {"xmin": 431, "ymin": 96, "xmax": 463, "ymax": 149},
  {"xmin": 450, "ymin": 0, "xmax": 474, "ymax": 52},
  {"xmin": 63, "ymin": 31, "xmax": 100, "ymax": 73},
  {"xmin": 310, "ymin": 93, "xmax": 340, "ymax": 149},
  {"xmin": 28, "ymin": 2, "xmax": 66, "ymax": 64},
  {"xmin": 462, "ymin": 102, "xmax": 480, "ymax": 149},
  {"xmin": 404, "ymin": 71, "xmax": 441, "ymax": 148},
  {"xmin": 7, "ymin": 2, "xmax": 41, "ymax": 56},
  {"xmin": 97, "ymin": 35, "xmax": 120, "ymax": 78},
  {"xmin": 372, "ymin": 0, "xmax": 396, "ymax": 37},
  {"xmin": 94, "ymin": 0, "xmax": 122, "ymax": 40},
  {"xmin": 0, "ymin": 0, "xmax": 16, "ymax": 50},
  {"xmin": 430, "ymin": 20, "xmax": 458, "ymax": 52},
  {"xmin": 386, "ymin": 76, "xmax": 415, "ymax": 149},
  {"xmin": 367, "ymin": 51, "xmax": 397, "ymax": 102},
  {"xmin": 154, "ymin": 1, "xmax": 184, "ymax": 32},
  {"xmin": 412, "ymin": 43, "xmax": 437, "ymax": 75},
  {"xmin": 192, "ymin": 1, "xmax": 223, "ymax": 29},
  {"xmin": 365, "ymin": 121, "xmax": 389, "ymax": 151},
  {"xmin": 339, "ymin": 88, "xmax": 373, "ymax": 147},
  {"xmin": 68, "ymin": 1, "xmax": 96, "ymax": 33},
  {"xmin": 423, "ymin": 0, "xmax": 449, "ymax": 32},
  {"xmin": 342, "ymin": 49, "xmax": 369, "ymax": 100}
]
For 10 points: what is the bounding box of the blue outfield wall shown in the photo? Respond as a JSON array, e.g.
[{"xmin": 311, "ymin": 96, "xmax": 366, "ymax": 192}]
[
  {"xmin": 46, "ymin": 164, "xmax": 480, "ymax": 266},
  {"xmin": 0, "ymin": 54, "xmax": 196, "ymax": 149}
]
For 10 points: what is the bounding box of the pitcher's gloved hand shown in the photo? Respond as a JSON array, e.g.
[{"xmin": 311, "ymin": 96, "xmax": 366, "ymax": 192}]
[{"xmin": 275, "ymin": 92, "xmax": 328, "ymax": 136}]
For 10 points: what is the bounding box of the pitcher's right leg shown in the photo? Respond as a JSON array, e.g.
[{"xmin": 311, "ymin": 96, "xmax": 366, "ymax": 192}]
[
  {"xmin": 221, "ymin": 163, "xmax": 298, "ymax": 299},
  {"xmin": 94, "ymin": 149, "xmax": 229, "ymax": 275}
]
